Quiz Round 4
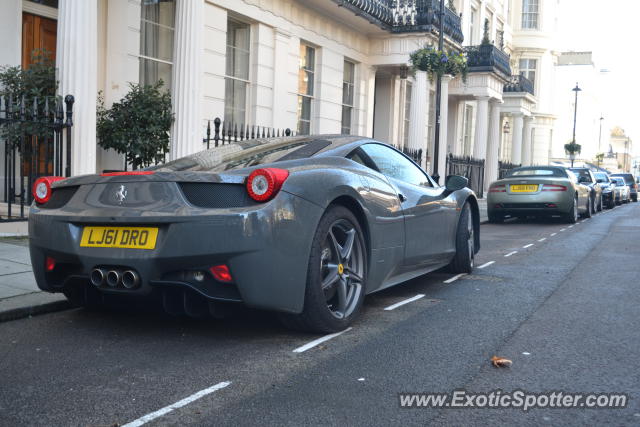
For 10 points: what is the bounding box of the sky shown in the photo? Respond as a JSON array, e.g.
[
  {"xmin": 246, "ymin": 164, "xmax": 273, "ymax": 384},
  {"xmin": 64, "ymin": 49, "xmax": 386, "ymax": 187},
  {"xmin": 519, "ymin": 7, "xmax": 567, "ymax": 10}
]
[{"xmin": 556, "ymin": 0, "xmax": 640, "ymax": 154}]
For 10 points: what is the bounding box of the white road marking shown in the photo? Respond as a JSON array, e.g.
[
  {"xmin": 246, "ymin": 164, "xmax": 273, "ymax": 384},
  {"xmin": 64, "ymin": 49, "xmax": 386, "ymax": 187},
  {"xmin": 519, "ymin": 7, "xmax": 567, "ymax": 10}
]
[
  {"xmin": 504, "ymin": 251, "xmax": 518, "ymax": 257},
  {"xmin": 550, "ymin": 233, "xmax": 557, "ymax": 236},
  {"xmin": 358, "ymin": 378, "xmax": 365, "ymax": 381},
  {"xmin": 383, "ymin": 294, "xmax": 425, "ymax": 311},
  {"xmin": 478, "ymin": 261, "xmax": 495, "ymax": 269},
  {"xmin": 522, "ymin": 352, "xmax": 531, "ymax": 356},
  {"xmin": 559, "ymin": 228, "xmax": 566, "ymax": 232},
  {"xmin": 523, "ymin": 244, "xmax": 534, "ymax": 249},
  {"xmin": 568, "ymin": 225, "xmax": 574, "ymax": 228},
  {"xmin": 121, "ymin": 381, "xmax": 231, "ymax": 427},
  {"xmin": 584, "ymin": 218, "xmax": 590, "ymax": 221},
  {"xmin": 292, "ymin": 327, "xmax": 353, "ymax": 353},
  {"xmin": 444, "ymin": 273, "xmax": 467, "ymax": 284},
  {"xmin": 537, "ymin": 238, "xmax": 546, "ymax": 242}
]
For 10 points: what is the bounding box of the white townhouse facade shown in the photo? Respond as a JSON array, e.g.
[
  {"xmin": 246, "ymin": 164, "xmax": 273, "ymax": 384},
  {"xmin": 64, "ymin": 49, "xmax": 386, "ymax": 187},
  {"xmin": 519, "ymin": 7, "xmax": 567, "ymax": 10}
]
[{"xmin": 0, "ymin": 0, "xmax": 559, "ymax": 192}]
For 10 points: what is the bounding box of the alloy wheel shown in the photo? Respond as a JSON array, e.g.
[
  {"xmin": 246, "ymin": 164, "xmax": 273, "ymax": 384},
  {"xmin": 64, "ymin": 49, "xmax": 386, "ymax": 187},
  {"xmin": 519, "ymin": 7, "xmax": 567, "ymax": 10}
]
[{"xmin": 320, "ymin": 219, "xmax": 364, "ymax": 320}]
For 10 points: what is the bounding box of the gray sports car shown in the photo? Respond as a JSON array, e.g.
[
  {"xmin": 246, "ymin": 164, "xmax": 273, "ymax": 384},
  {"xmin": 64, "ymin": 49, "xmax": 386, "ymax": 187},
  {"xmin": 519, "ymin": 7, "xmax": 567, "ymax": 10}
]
[{"xmin": 29, "ymin": 136, "xmax": 480, "ymax": 332}]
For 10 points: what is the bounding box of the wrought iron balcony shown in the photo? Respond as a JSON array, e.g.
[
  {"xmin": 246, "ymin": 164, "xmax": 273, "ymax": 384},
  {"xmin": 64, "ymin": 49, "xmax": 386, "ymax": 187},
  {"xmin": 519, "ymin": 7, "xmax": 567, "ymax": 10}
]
[
  {"xmin": 334, "ymin": 0, "xmax": 464, "ymax": 44},
  {"xmin": 503, "ymin": 74, "xmax": 535, "ymax": 96},
  {"xmin": 464, "ymin": 44, "xmax": 511, "ymax": 78}
]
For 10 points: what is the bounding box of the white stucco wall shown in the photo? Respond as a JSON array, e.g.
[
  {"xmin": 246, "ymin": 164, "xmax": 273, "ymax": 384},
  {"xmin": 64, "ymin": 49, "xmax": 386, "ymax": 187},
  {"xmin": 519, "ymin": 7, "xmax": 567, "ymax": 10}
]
[{"xmin": 0, "ymin": 0, "xmax": 22, "ymax": 68}]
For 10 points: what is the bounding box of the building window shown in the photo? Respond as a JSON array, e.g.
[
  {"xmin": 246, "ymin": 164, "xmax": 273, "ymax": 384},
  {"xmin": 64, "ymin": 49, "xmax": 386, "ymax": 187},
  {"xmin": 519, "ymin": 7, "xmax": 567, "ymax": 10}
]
[
  {"xmin": 341, "ymin": 60, "xmax": 355, "ymax": 135},
  {"xmin": 225, "ymin": 19, "xmax": 250, "ymax": 126},
  {"xmin": 139, "ymin": 0, "xmax": 175, "ymax": 87},
  {"xmin": 521, "ymin": 0, "xmax": 539, "ymax": 29},
  {"xmin": 463, "ymin": 104, "xmax": 475, "ymax": 156},
  {"xmin": 469, "ymin": 8, "xmax": 477, "ymax": 45},
  {"xmin": 297, "ymin": 44, "xmax": 315, "ymax": 135},
  {"xmin": 519, "ymin": 58, "xmax": 537, "ymax": 91},
  {"xmin": 403, "ymin": 82, "xmax": 412, "ymax": 148}
]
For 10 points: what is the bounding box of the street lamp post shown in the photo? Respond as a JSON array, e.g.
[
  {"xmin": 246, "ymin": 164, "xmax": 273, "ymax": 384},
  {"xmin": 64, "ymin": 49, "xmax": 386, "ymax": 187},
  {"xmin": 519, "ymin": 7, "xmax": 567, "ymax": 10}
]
[
  {"xmin": 432, "ymin": 0, "xmax": 445, "ymax": 183},
  {"xmin": 598, "ymin": 115, "xmax": 604, "ymax": 153},
  {"xmin": 570, "ymin": 83, "xmax": 582, "ymax": 167}
]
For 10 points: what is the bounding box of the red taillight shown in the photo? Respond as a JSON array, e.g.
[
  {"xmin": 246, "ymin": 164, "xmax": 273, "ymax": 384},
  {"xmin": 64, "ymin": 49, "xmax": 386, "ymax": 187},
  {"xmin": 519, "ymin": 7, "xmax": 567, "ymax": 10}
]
[
  {"xmin": 246, "ymin": 168, "xmax": 289, "ymax": 202},
  {"xmin": 209, "ymin": 264, "xmax": 233, "ymax": 283},
  {"xmin": 101, "ymin": 171, "xmax": 155, "ymax": 176},
  {"xmin": 45, "ymin": 256, "xmax": 56, "ymax": 272},
  {"xmin": 542, "ymin": 184, "xmax": 567, "ymax": 192},
  {"xmin": 489, "ymin": 184, "xmax": 506, "ymax": 193},
  {"xmin": 33, "ymin": 176, "xmax": 65, "ymax": 204}
]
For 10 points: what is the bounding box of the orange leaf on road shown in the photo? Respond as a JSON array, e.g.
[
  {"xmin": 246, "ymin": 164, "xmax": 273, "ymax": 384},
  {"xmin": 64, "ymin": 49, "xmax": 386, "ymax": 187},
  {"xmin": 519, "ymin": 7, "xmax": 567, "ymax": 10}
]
[{"xmin": 491, "ymin": 356, "xmax": 512, "ymax": 368}]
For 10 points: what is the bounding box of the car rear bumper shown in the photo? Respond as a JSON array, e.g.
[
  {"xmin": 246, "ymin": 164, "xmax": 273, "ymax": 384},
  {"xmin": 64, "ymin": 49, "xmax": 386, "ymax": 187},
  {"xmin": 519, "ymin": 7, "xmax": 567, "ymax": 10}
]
[
  {"xmin": 28, "ymin": 191, "xmax": 323, "ymax": 314},
  {"xmin": 487, "ymin": 191, "xmax": 573, "ymax": 216}
]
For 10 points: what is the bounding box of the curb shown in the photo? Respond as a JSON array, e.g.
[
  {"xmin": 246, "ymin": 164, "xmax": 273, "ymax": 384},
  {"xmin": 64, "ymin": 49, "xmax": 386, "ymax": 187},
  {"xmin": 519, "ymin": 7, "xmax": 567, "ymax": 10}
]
[{"xmin": 0, "ymin": 294, "xmax": 72, "ymax": 323}]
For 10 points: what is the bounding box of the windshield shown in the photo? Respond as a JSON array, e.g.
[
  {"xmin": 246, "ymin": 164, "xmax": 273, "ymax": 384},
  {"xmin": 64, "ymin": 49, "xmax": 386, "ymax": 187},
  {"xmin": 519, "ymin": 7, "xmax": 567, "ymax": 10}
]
[
  {"xmin": 508, "ymin": 167, "xmax": 567, "ymax": 177},
  {"xmin": 611, "ymin": 178, "xmax": 624, "ymax": 185},
  {"xmin": 569, "ymin": 169, "xmax": 592, "ymax": 182},
  {"xmin": 594, "ymin": 173, "xmax": 609, "ymax": 183},
  {"xmin": 612, "ymin": 174, "xmax": 634, "ymax": 184}
]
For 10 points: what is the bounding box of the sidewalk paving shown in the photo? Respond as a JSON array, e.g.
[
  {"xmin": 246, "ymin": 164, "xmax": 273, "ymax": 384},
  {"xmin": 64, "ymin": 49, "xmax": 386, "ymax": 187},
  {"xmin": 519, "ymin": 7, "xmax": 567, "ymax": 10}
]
[
  {"xmin": 0, "ymin": 236, "xmax": 69, "ymax": 322},
  {"xmin": 0, "ymin": 199, "xmax": 488, "ymax": 323}
]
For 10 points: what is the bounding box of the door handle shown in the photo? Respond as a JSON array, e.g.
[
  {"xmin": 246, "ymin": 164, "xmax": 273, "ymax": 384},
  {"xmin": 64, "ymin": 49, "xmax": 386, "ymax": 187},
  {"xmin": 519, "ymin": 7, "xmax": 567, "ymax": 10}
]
[{"xmin": 398, "ymin": 193, "xmax": 407, "ymax": 202}]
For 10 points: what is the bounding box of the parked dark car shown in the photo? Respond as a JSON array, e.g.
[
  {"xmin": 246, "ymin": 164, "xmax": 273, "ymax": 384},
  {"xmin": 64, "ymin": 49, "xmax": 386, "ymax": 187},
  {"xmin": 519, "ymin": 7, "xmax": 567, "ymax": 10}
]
[
  {"xmin": 610, "ymin": 173, "xmax": 638, "ymax": 202},
  {"xmin": 569, "ymin": 168, "xmax": 604, "ymax": 212},
  {"xmin": 593, "ymin": 172, "xmax": 616, "ymax": 209}
]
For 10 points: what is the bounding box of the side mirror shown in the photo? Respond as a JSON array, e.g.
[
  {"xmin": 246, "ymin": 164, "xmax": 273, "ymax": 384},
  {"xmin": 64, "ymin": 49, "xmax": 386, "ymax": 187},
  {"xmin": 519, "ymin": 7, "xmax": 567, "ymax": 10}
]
[
  {"xmin": 445, "ymin": 175, "xmax": 469, "ymax": 192},
  {"xmin": 596, "ymin": 179, "xmax": 604, "ymax": 183}
]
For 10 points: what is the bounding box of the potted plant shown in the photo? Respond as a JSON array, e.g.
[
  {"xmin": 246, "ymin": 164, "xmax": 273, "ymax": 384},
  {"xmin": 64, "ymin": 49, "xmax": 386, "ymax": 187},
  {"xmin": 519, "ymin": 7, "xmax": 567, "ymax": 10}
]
[
  {"xmin": 409, "ymin": 46, "xmax": 468, "ymax": 82},
  {"xmin": 564, "ymin": 141, "xmax": 581, "ymax": 167},
  {"xmin": 97, "ymin": 81, "xmax": 174, "ymax": 170}
]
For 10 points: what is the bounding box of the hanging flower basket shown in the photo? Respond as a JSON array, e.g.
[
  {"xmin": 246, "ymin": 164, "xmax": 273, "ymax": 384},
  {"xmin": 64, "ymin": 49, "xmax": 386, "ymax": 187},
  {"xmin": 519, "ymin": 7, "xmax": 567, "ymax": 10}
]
[
  {"xmin": 409, "ymin": 46, "xmax": 468, "ymax": 83},
  {"xmin": 564, "ymin": 142, "xmax": 581, "ymax": 156}
]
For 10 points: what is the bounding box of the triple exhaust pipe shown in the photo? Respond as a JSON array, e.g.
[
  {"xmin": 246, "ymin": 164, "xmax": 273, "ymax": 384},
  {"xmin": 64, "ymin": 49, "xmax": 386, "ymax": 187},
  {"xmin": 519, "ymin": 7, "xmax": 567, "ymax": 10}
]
[{"xmin": 90, "ymin": 268, "xmax": 140, "ymax": 289}]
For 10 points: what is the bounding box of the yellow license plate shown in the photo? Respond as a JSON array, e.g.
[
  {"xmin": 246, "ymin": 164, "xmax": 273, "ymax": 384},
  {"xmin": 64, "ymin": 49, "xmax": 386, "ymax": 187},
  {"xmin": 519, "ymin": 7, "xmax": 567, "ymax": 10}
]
[
  {"xmin": 510, "ymin": 185, "xmax": 539, "ymax": 193},
  {"xmin": 80, "ymin": 226, "xmax": 158, "ymax": 249}
]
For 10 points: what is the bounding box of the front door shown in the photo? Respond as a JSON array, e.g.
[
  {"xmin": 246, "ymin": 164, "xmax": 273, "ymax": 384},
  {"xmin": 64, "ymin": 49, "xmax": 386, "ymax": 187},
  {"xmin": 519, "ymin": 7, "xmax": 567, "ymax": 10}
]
[{"xmin": 359, "ymin": 143, "xmax": 457, "ymax": 266}]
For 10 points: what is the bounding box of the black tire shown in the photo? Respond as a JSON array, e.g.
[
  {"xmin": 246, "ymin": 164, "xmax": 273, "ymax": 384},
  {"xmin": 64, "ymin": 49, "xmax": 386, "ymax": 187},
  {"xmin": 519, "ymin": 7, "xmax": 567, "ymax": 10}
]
[
  {"xmin": 608, "ymin": 197, "xmax": 615, "ymax": 209},
  {"xmin": 279, "ymin": 205, "xmax": 367, "ymax": 333},
  {"xmin": 584, "ymin": 196, "xmax": 593, "ymax": 218},
  {"xmin": 448, "ymin": 203, "xmax": 475, "ymax": 274},
  {"xmin": 565, "ymin": 195, "xmax": 579, "ymax": 223},
  {"xmin": 633, "ymin": 195, "xmax": 638, "ymax": 203},
  {"xmin": 597, "ymin": 194, "xmax": 603, "ymax": 212}
]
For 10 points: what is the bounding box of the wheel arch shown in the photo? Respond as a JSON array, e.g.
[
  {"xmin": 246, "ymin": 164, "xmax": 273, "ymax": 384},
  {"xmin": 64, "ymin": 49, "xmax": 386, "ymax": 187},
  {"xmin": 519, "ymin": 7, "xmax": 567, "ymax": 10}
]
[{"xmin": 328, "ymin": 195, "xmax": 371, "ymax": 264}]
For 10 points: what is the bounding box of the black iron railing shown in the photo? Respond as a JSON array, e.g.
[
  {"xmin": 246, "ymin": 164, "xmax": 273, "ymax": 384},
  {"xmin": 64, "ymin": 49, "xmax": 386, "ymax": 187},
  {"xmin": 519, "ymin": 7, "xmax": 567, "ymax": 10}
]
[
  {"xmin": 203, "ymin": 118, "xmax": 294, "ymax": 149},
  {"xmin": 498, "ymin": 159, "xmax": 521, "ymax": 179},
  {"xmin": 446, "ymin": 153, "xmax": 485, "ymax": 198},
  {"xmin": 464, "ymin": 44, "xmax": 511, "ymax": 78},
  {"xmin": 503, "ymin": 74, "xmax": 535, "ymax": 96},
  {"xmin": 334, "ymin": 0, "xmax": 464, "ymax": 43},
  {"xmin": 393, "ymin": 144, "xmax": 423, "ymax": 166},
  {"xmin": 0, "ymin": 94, "xmax": 74, "ymax": 221}
]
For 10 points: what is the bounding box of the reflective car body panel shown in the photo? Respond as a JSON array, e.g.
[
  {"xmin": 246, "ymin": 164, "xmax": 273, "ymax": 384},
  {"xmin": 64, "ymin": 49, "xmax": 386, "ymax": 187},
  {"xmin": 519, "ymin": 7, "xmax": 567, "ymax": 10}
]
[{"xmin": 29, "ymin": 136, "xmax": 479, "ymax": 314}]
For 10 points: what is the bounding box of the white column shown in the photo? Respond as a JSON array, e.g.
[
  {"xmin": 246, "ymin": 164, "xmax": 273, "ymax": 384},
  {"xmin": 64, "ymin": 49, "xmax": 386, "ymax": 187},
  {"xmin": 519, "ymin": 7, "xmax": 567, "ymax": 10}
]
[
  {"xmin": 408, "ymin": 71, "xmax": 430, "ymax": 168},
  {"xmin": 522, "ymin": 117, "xmax": 533, "ymax": 166},
  {"xmin": 436, "ymin": 75, "xmax": 452, "ymax": 179},
  {"xmin": 485, "ymin": 100, "xmax": 502, "ymax": 190},
  {"xmin": 364, "ymin": 66, "xmax": 377, "ymax": 137},
  {"xmin": 56, "ymin": 0, "xmax": 97, "ymax": 176},
  {"xmin": 472, "ymin": 96, "xmax": 490, "ymax": 159},
  {"xmin": 170, "ymin": 0, "xmax": 203, "ymax": 160},
  {"xmin": 272, "ymin": 28, "xmax": 291, "ymax": 129},
  {"xmin": 511, "ymin": 113, "xmax": 524, "ymax": 164}
]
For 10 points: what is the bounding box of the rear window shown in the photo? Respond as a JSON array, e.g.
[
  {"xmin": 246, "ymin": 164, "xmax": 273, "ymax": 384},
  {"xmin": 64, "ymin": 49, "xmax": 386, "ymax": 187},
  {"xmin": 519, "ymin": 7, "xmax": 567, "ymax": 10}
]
[
  {"xmin": 612, "ymin": 178, "xmax": 625, "ymax": 185},
  {"xmin": 594, "ymin": 173, "xmax": 609, "ymax": 182},
  {"xmin": 149, "ymin": 138, "xmax": 337, "ymax": 172},
  {"xmin": 569, "ymin": 169, "xmax": 592, "ymax": 182},
  {"xmin": 612, "ymin": 174, "xmax": 634, "ymax": 184},
  {"xmin": 508, "ymin": 168, "xmax": 567, "ymax": 177}
]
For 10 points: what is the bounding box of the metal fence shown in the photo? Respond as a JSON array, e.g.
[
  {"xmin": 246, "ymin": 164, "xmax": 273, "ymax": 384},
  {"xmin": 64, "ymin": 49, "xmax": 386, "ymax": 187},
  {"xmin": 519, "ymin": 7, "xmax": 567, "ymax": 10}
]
[
  {"xmin": 498, "ymin": 159, "xmax": 521, "ymax": 179},
  {"xmin": 446, "ymin": 153, "xmax": 485, "ymax": 198},
  {"xmin": 0, "ymin": 94, "xmax": 74, "ymax": 221},
  {"xmin": 392, "ymin": 145, "xmax": 423, "ymax": 166},
  {"xmin": 203, "ymin": 118, "xmax": 294, "ymax": 149}
]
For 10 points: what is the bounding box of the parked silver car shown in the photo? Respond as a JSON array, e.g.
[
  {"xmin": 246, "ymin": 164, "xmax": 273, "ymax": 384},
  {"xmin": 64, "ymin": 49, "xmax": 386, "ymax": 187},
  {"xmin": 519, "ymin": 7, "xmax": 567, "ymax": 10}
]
[
  {"xmin": 487, "ymin": 166, "xmax": 592, "ymax": 223},
  {"xmin": 610, "ymin": 176, "xmax": 631, "ymax": 204}
]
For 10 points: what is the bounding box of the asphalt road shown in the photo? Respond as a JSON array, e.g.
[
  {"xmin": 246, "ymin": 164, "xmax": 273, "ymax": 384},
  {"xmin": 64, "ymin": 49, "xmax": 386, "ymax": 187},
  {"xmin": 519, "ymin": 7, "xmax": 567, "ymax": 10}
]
[{"xmin": 1, "ymin": 203, "xmax": 639, "ymax": 426}]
